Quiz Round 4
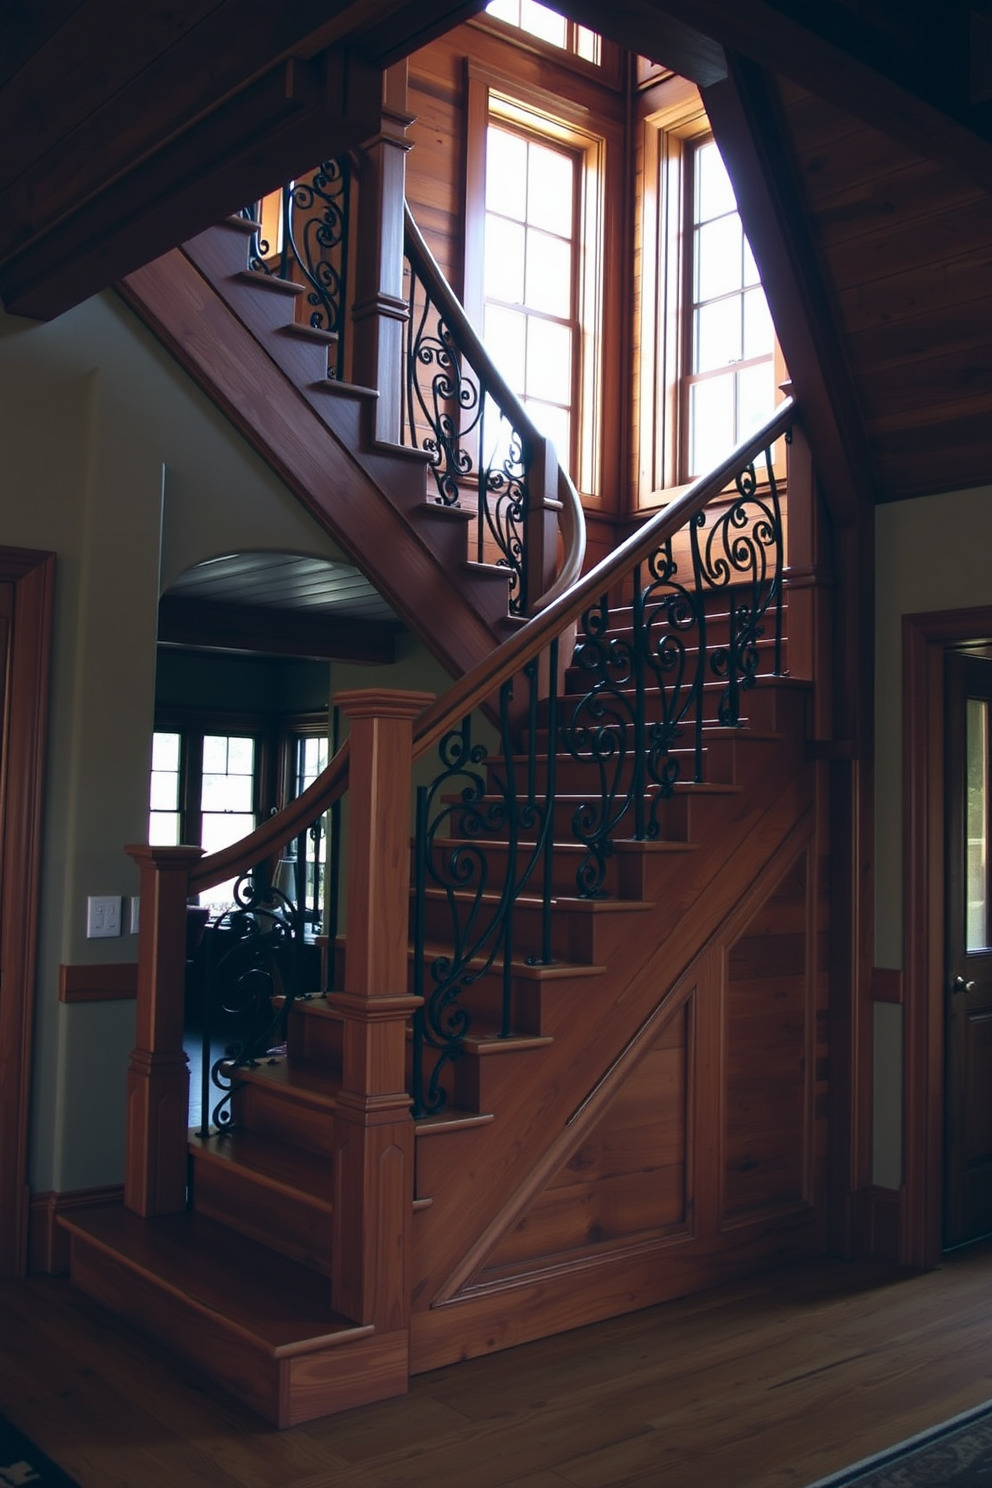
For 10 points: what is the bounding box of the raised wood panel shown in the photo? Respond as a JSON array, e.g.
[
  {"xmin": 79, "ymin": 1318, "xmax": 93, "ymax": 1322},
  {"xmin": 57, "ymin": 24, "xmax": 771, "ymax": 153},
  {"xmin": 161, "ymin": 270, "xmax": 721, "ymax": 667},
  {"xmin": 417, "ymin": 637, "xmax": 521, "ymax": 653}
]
[
  {"xmin": 723, "ymin": 853, "xmax": 818, "ymax": 1224},
  {"xmin": 480, "ymin": 1010, "xmax": 689, "ymax": 1275}
]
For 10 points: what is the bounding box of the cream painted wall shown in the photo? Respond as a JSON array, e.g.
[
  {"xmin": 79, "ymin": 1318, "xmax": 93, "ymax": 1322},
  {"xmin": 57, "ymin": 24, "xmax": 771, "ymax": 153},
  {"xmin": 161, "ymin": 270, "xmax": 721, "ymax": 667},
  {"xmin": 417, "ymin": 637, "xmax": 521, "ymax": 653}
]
[
  {"xmin": 0, "ymin": 292, "xmax": 376, "ymax": 1193},
  {"xmin": 874, "ymin": 485, "xmax": 992, "ymax": 1187}
]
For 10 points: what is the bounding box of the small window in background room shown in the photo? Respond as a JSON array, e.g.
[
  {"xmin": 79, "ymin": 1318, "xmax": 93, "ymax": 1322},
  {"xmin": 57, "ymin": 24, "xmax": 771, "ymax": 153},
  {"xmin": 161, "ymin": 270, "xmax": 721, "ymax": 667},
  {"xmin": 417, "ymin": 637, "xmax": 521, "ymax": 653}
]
[{"xmin": 484, "ymin": 0, "xmax": 601, "ymax": 64}]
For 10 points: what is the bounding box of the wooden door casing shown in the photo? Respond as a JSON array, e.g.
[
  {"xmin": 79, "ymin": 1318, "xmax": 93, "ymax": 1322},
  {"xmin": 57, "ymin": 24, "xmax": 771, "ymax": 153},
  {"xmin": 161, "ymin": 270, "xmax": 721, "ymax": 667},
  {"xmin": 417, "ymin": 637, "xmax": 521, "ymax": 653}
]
[{"xmin": 0, "ymin": 548, "xmax": 55, "ymax": 1279}]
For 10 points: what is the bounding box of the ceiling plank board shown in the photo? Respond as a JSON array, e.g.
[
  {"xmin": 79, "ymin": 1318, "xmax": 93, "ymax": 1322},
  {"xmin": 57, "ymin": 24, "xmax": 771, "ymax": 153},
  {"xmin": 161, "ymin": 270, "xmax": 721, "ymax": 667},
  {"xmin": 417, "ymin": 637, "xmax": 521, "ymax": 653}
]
[{"xmin": 157, "ymin": 596, "xmax": 399, "ymax": 662}]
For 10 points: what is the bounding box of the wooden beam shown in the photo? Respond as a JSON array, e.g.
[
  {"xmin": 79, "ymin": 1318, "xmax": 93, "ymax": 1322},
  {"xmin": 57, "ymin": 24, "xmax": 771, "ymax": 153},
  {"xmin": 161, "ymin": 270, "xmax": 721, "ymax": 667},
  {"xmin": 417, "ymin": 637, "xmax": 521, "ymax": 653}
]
[
  {"xmin": 157, "ymin": 596, "xmax": 398, "ymax": 663},
  {"xmin": 0, "ymin": 48, "xmax": 382, "ymax": 321},
  {"xmin": 702, "ymin": 56, "xmax": 877, "ymax": 520},
  {"xmin": 596, "ymin": 0, "xmax": 992, "ymax": 188}
]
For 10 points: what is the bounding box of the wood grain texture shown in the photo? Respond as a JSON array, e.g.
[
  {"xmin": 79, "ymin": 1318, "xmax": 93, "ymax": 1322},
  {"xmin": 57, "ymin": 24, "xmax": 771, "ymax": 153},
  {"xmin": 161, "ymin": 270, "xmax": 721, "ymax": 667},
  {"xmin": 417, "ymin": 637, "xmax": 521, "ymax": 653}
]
[
  {"xmin": 0, "ymin": 547, "xmax": 55, "ymax": 1280},
  {"xmin": 11, "ymin": 1249, "xmax": 992, "ymax": 1486},
  {"xmin": 58, "ymin": 963, "xmax": 138, "ymax": 1003}
]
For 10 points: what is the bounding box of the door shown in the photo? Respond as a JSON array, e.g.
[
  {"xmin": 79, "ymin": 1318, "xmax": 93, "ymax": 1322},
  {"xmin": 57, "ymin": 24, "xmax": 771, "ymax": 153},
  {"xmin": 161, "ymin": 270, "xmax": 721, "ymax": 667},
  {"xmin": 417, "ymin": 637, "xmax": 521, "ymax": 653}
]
[{"xmin": 945, "ymin": 650, "xmax": 992, "ymax": 1246}]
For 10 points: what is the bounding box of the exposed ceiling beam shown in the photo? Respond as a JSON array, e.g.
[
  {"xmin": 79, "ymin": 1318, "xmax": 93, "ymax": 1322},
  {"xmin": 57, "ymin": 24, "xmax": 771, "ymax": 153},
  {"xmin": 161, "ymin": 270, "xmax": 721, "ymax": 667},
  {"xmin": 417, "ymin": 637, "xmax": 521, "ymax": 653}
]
[
  {"xmin": 595, "ymin": 0, "xmax": 992, "ymax": 188},
  {"xmin": 157, "ymin": 596, "xmax": 399, "ymax": 663},
  {"xmin": 703, "ymin": 54, "xmax": 878, "ymax": 521}
]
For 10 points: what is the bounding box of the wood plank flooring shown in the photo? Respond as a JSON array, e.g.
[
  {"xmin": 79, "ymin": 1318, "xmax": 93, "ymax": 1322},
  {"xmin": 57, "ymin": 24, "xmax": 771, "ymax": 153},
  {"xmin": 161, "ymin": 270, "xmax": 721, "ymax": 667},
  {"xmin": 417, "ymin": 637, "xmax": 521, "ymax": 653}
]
[{"xmin": 4, "ymin": 1245, "xmax": 992, "ymax": 1486}]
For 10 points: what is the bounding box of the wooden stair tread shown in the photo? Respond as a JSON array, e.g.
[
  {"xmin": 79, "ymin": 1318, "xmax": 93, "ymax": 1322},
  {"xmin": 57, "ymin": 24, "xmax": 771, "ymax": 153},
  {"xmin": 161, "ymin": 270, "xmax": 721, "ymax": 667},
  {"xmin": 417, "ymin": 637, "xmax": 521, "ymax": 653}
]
[
  {"xmin": 437, "ymin": 835, "xmax": 696, "ymax": 856},
  {"xmin": 415, "ymin": 1109, "xmax": 495, "ymax": 1136},
  {"xmin": 418, "ymin": 885, "xmax": 656, "ymax": 914},
  {"xmin": 407, "ymin": 940, "xmax": 607, "ymax": 979},
  {"xmin": 235, "ymin": 1055, "xmax": 339, "ymax": 1108},
  {"xmin": 60, "ymin": 1205, "xmax": 367, "ymax": 1356},
  {"xmin": 236, "ymin": 268, "xmax": 305, "ymax": 296},
  {"xmin": 280, "ymin": 321, "xmax": 339, "ymax": 345},
  {"xmin": 462, "ymin": 1031, "xmax": 554, "ymax": 1055},
  {"xmin": 189, "ymin": 1128, "xmax": 334, "ymax": 1207}
]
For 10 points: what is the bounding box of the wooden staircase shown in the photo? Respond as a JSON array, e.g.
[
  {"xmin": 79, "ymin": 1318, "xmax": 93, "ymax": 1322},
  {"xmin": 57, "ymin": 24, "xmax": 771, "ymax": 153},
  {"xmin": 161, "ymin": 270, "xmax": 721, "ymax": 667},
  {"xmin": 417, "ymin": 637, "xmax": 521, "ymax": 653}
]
[{"xmin": 61, "ymin": 462, "xmax": 832, "ymax": 1424}]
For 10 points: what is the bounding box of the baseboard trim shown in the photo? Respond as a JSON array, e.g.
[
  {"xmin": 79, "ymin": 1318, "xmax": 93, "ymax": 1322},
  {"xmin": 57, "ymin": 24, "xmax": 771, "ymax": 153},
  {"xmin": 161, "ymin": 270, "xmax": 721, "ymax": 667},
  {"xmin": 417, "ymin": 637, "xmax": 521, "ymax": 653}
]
[
  {"xmin": 852, "ymin": 1185, "xmax": 902, "ymax": 1262},
  {"xmin": 28, "ymin": 1185, "xmax": 125, "ymax": 1274}
]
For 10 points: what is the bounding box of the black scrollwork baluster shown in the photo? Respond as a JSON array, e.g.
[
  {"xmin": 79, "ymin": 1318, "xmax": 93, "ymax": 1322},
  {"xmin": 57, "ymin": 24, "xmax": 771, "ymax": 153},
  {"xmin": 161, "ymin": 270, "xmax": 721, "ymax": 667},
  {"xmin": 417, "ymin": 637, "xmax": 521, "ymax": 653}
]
[
  {"xmin": 561, "ymin": 596, "xmax": 638, "ymax": 897},
  {"xmin": 197, "ymin": 867, "xmax": 301, "ymax": 1135}
]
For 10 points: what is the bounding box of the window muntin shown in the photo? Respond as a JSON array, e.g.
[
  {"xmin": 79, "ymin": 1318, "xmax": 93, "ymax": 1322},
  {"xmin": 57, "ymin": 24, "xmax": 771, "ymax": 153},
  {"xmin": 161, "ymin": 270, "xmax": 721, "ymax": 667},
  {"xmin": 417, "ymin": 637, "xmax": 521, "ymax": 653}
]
[
  {"xmin": 290, "ymin": 733, "xmax": 330, "ymax": 929},
  {"xmin": 483, "ymin": 122, "xmax": 580, "ymax": 473},
  {"xmin": 149, "ymin": 730, "xmax": 181, "ymax": 846},
  {"xmin": 683, "ymin": 139, "xmax": 776, "ymax": 480},
  {"xmin": 484, "ymin": 0, "xmax": 601, "ymax": 65}
]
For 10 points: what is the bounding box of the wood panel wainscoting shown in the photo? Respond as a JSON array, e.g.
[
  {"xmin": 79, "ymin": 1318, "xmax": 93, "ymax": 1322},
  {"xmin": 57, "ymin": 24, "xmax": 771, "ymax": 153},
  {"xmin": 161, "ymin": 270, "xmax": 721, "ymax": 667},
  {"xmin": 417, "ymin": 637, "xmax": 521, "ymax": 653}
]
[{"xmin": 0, "ymin": 547, "xmax": 56, "ymax": 1281}]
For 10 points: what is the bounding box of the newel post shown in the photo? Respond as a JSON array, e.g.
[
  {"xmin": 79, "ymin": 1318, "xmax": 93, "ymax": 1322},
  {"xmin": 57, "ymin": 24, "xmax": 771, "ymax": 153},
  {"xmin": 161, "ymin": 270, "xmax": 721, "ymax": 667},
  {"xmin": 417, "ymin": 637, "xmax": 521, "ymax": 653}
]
[
  {"xmin": 123, "ymin": 843, "xmax": 204, "ymax": 1216},
  {"xmin": 351, "ymin": 62, "xmax": 413, "ymax": 445},
  {"xmin": 326, "ymin": 689, "xmax": 432, "ymax": 1338},
  {"xmin": 783, "ymin": 410, "xmax": 834, "ymax": 742}
]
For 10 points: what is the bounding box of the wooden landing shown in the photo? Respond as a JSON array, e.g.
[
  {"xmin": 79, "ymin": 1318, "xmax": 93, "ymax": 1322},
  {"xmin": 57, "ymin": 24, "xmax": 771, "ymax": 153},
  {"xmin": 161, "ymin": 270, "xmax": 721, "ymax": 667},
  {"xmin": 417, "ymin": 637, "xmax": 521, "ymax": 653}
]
[{"xmin": 59, "ymin": 1205, "xmax": 408, "ymax": 1428}]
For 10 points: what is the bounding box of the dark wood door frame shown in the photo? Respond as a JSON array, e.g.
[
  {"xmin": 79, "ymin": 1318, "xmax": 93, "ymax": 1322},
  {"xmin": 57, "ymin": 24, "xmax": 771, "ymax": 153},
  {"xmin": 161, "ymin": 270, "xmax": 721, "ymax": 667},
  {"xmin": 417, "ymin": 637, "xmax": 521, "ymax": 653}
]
[
  {"xmin": 903, "ymin": 605, "xmax": 992, "ymax": 1269},
  {"xmin": 0, "ymin": 547, "xmax": 55, "ymax": 1279}
]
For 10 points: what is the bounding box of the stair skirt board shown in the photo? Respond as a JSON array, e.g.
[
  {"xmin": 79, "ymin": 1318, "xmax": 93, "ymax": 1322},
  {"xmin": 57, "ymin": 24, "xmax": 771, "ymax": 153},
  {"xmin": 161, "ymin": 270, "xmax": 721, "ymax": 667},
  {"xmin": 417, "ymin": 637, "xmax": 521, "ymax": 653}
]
[{"xmin": 59, "ymin": 1208, "xmax": 406, "ymax": 1429}]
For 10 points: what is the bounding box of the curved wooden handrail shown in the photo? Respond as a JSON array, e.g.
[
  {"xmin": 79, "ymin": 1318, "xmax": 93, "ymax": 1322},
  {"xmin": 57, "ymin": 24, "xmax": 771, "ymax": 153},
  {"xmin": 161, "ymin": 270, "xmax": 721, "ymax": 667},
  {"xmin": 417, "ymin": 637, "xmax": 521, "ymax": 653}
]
[
  {"xmin": 412, "ymin": 398, "xmax": 797, "ymax": 758},
  {"xmin": 402, "ymin": 204, "xmax": 586, "ymax": 608},
  {"xmin": 188, "ymin": 398, "xmax": 795, "ymax": 894}
]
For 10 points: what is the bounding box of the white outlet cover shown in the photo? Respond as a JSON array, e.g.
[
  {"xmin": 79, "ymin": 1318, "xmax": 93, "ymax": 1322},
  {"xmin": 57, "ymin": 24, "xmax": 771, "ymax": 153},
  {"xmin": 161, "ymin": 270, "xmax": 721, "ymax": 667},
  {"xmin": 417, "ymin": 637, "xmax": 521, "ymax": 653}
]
[{"xmin": 87, "ymin": 895, "xmax": 122, "ymax": 938}]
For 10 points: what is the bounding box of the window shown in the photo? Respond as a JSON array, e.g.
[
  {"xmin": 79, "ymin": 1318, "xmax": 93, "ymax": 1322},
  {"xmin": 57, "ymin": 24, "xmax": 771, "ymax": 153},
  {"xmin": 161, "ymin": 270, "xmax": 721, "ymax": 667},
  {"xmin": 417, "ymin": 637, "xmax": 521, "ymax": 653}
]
[
  {"xmin": 483, "ymin": 123, "xmax": 579, "ymax": 472},
  {"xmin": 483, "ymin": 0, "xmax": 600, "ymax": 65},
  {"xmin": 148, "ymin": 726, "xmax": 262, "ymax": 913},
  {"xmin": 286, "ymin": 729, "xmax": 332, "ymax": 930},
  {"xmin": 466, "ymin": 72, "xmax": 614, "ymax": 500},
  {"xmin": 684, "ymin": 138, "xmax": 776, "ymax": 479},
  {"xmin": 636, "ymin": 75, "xmax": 786, "ymax": 502}
]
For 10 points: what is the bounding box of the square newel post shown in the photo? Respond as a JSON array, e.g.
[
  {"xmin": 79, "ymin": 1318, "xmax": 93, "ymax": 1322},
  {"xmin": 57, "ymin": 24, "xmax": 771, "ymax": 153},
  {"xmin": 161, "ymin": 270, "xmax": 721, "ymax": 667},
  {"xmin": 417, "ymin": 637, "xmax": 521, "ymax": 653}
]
[
  {"xmin": 327, "ymin": 689, "xmax": 433, "ymax": 1340},
  {"xmin": 351, "ymin": 62, "xmax": 413, "ymax": 446},
  {"xmin": 782, "ymin": 412, "xmax": 834, "ymax": 742},
  {"xmin": 123, "ymin": 844, "xmax": 204, "ymax": 1216},
  {"xmin": 525, "ymin": 433, "xmax": 562, "ymax": 615}
]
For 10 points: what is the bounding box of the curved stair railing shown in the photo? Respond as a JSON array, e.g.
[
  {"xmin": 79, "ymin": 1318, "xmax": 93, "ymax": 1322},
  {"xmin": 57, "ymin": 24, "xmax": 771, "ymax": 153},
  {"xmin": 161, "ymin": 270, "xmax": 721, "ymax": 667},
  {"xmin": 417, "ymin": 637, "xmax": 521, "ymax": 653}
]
[
  {"xmin": 240, "ymin": 163, "xmax": 584, "ymax": 620},
  {"xmin": 149, "ymin": 397, "xmax": 795, "ymax": 1132}
]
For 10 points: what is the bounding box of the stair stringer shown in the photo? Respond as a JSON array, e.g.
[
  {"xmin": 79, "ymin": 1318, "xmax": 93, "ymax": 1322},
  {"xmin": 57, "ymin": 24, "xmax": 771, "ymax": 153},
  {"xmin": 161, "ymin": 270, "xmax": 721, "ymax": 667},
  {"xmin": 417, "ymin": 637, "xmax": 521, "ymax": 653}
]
[
  {"xmin": 409, "ymin": 698, "xmax": 826, "ymax": 1373},
  {"xmin": 116, "ymin": 243, "xmax": 507, "ymax": 683}
]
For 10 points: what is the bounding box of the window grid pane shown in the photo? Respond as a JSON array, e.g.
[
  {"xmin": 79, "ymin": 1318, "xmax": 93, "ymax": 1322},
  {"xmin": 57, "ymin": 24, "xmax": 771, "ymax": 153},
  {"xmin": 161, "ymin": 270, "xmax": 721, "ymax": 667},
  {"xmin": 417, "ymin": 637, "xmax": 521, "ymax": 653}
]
[
  {"xmin": 967, "ymin": 697, "xmax": 989, "ymax": 951},
  {"xmin": 485, "ymin": 124, "xmax": 578, "ymax": 473}
]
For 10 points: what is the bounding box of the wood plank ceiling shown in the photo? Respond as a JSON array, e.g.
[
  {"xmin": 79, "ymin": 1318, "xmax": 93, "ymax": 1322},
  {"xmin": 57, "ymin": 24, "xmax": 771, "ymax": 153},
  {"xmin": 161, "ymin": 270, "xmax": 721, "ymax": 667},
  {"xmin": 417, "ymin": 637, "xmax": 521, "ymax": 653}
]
[{"xmin": 3, "ymin": 0, "xmax": 992, "ymax": 505}]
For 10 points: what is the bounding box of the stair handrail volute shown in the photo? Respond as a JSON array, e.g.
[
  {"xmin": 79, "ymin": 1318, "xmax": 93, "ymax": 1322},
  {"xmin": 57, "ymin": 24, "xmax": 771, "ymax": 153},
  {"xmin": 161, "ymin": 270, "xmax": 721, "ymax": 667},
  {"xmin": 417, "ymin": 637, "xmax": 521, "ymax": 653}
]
[{"xmin": 188, "ymin": 397, "xmax": 795, "ymax": 897}]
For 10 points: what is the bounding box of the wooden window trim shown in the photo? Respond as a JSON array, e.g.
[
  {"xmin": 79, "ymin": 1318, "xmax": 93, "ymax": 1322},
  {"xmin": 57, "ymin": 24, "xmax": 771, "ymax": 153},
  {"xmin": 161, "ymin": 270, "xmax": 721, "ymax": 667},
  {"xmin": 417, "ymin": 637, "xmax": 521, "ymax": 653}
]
[
  {"xmin": 635, "ymin": 76, "xmax": 787, "ymax": 510},
  {"xmin": 467, "ymin": 12, "xmax": 623, "ymax": 90},
  {"xmin": 465, "ymin": 61, "xmax": 622, "ymax": 509}
]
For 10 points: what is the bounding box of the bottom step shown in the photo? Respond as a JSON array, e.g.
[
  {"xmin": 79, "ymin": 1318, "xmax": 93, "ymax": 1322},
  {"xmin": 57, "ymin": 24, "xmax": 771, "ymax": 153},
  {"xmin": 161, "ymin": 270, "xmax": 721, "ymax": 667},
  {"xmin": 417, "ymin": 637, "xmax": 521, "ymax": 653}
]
[{"xmin": 59, "ymin": 1205, "xmax": 408, "ymax": 1427}]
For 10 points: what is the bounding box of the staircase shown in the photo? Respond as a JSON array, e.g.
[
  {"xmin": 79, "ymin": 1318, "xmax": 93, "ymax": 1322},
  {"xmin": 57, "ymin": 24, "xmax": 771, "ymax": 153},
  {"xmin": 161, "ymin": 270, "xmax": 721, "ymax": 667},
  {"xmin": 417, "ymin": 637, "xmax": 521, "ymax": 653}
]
[
  {"xmin": 117, "ymin": 155, "xmax": 583, "ymax": 684},
  {"xmin": 60, "ymin": 398, "xmax": 835, "ymax": 1427}
]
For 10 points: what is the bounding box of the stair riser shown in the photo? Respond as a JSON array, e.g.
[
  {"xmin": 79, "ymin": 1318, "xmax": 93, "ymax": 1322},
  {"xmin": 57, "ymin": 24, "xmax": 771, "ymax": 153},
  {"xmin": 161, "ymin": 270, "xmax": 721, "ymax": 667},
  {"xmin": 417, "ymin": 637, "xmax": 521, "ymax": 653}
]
[
  {"xmin": 416, "ymin": 894, "xmax": 651, "ymax": 967},
  {"xmin": 485, "ymin": 738, "xmax": 741, "ymax": 795},
  {"xmin": 535, "ymin": 678, "xmax": 805, "ymax": 739},
  {"xmin": 562, "ymin": 637, "xmax": 786, "ymax": 695},
  {"xmin": 234, "ymin": 1082, "xmax": 336, "ymax": 1157},
  {"xmin": 191, "ymin": 1156, "xmax": 333, "ymax": 1275},
  {"xmin": 287, "ymin": 1003, "xmax": 343, "ymax": 1071},
  {"xmin": 428, "ymin": 839, "xmax": 624, "ymax": 897},
  {"xmin": 438, "ymin": 787, "xmax": 734, "ymax": 849}
]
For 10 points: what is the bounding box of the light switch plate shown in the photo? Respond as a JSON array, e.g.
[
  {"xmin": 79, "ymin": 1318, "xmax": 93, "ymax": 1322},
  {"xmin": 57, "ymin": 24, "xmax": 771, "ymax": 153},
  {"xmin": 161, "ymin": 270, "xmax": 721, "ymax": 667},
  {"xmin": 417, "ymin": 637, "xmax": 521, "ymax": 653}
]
[{"xmin": 87, "ymin": 895, "xmax": 122, "ymax": 938}]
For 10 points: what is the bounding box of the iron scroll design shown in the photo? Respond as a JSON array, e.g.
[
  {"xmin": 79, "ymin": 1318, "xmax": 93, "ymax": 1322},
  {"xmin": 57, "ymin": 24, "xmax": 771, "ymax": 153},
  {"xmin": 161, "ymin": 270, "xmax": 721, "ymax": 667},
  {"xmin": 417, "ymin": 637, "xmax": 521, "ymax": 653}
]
[
  {"xmin": 402, "ymin": 259, "xmax": 530, "ymax": 615},
  {"xmin": 242, "ymin": 157, "xmax": 351, "ymax": 381},
  {"xmin": 194, "ymin": 868, "xmax": 302, "ymax": 1137},
  {"xmin": 411, "ymin": 649, "xmax": 558, "ymax": 1118},
  {"xmin": 409, "ymin": 438, "xmax": 785, "ymax": 1110}
]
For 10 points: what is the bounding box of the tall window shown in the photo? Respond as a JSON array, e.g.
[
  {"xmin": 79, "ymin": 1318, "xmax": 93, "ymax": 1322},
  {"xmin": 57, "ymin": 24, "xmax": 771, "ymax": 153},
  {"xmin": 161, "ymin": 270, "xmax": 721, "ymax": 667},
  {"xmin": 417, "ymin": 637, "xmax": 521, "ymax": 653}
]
[
  {"xmin": 483, "ymin": 123, "xmax": 579, "ymax": 472},
  {"xmin": 289, "ymin": 731, "xmax": 331, "ymax": 929},
  {"xmin": 684, "ymin": 139, "xmax": 776, "ymax": 479}
]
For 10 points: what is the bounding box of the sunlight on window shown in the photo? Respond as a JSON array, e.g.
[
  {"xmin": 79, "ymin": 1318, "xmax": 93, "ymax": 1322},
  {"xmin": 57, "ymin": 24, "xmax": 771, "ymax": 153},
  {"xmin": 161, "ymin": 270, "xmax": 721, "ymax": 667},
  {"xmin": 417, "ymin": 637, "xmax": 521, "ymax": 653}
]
[
  {"xmin": 967, "ymin": 697, "xmax": 989, "ymax": 951},
  {"xmin": 483, "ymin": 124, "xmax": 577, "ymax": 467},
  {"xmin": 485, "ymin": 0, "xmax": 600, "ymax": 64},
  {"xmin": 200, "ymin": 735, "xmax": 256, "ymax": 912},
  {"xmin": 149, "ymin": 731, "xmax": 181, "ymax": 846},
  {"xmin": 686, "ymin": 140, "xmax": 776, "ymax": 478}
]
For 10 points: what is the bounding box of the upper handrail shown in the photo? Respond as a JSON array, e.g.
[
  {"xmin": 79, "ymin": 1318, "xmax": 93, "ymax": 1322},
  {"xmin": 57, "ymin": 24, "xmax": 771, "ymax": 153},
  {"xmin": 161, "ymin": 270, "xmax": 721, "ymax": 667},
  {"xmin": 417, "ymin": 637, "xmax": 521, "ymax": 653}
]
[
  {"xmin": 413, "ymin": 398, "xmax": 796, "ymax": 757},
  {"xmin": 188, "ymin": 397, "xmax": 795, "ymax": 893},
  {"xmin": 403, "ymin": 204, "xmax": 586, "ymax": 606}
]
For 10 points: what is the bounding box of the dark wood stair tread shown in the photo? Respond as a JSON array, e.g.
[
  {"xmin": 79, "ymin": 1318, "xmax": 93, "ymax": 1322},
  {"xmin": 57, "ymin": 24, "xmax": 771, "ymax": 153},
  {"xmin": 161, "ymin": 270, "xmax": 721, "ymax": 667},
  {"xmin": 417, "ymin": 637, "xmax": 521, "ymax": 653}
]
[
  {"xmin": 59, "ymin": 1205, "xmax": 367, "ymax": 1356},
  {"xmin": 411, "ymin": 940, "xmax": 607, "ymax": 979},
  {"xmin": 235, "ymin": 1055, "xmax": 340, "ymax": 1108},
  {"xmin": 189, "ymin": 1128, "xmax": 334, "ymax": 1207}
]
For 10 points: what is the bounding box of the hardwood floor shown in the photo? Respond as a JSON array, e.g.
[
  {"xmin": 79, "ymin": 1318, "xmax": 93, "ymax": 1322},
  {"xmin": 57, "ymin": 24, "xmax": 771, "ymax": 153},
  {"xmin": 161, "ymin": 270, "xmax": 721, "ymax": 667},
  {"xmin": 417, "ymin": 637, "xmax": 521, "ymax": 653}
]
[{"xmin": 4, "ymin": 1246, "xmax": 992, "ymax": 1486}]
